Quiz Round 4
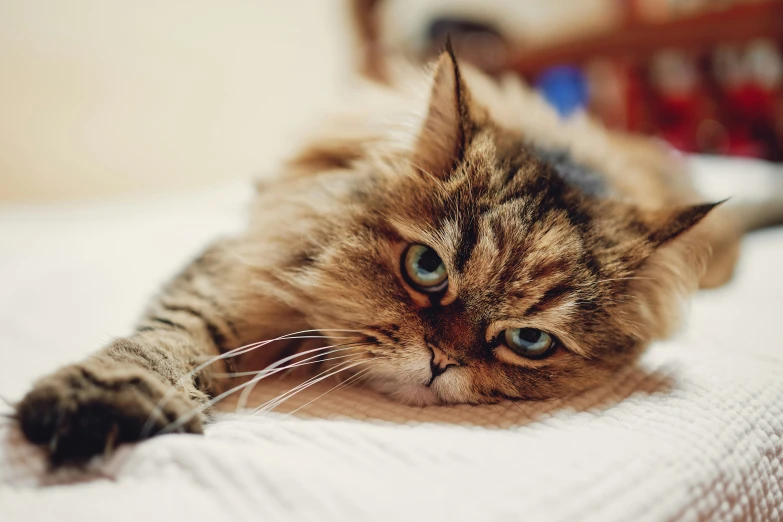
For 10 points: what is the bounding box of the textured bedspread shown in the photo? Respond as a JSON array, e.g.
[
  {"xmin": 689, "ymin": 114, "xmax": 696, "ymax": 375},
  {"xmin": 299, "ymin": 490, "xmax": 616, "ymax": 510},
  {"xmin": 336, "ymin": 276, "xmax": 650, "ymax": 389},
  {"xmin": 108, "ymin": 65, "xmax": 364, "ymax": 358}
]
[{"xmin": 1, "ymin": 157, "xmax": 782, "ymax": 521}]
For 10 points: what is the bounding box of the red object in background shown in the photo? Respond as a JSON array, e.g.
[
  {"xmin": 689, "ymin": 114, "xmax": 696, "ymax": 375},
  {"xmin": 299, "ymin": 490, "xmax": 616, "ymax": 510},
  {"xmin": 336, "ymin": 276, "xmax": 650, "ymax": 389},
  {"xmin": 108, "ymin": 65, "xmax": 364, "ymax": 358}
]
[
  {"xmin": 507, "ymin": 0, "xmax": 783, "ymax": 160},
  {"xmin": 641, "ymin": 50, "xmax": 711, "ymax": 154},
  {"xmin": 651, "ymin": 93, "xmax": 703, "ymax": 152},
  {"xmin": 624, "ymin": 66, "xmax": 649, "ymax": 133},
  {"xmin": 581, "ymin": 47, "xmax": 783, "ymax": 160},
  {"xmin": 722, "ymin": 83, "xmax": 779, "ymax": 159}
]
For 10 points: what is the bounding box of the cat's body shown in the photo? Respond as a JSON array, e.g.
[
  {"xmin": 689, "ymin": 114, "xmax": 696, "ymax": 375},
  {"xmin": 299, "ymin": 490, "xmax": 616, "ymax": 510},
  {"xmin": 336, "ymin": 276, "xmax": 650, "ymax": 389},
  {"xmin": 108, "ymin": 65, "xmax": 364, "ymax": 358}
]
[{"xmin": 16, "ymin": 41, "xmax": 781, "ymax": 464}]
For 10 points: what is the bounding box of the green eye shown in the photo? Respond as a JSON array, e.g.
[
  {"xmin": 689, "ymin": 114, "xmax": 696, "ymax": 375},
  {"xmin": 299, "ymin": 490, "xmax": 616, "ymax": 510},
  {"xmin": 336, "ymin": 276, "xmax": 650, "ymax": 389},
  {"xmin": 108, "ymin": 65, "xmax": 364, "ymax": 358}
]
[
  {"xmin": 402, "ymin": 244, "xmax": 448, "ymax": 293},
  {"xmin": 502, "ymin": 328, "xmax": 556, "ymax": 359}
]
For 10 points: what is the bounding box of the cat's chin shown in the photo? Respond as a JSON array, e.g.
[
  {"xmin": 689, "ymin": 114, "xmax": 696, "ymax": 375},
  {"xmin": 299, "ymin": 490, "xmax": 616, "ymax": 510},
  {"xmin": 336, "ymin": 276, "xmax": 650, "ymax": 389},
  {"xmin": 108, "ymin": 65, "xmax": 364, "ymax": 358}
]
[{"xmin": 368, "ymin": 379, "xmax": 442, "ymax": 406}]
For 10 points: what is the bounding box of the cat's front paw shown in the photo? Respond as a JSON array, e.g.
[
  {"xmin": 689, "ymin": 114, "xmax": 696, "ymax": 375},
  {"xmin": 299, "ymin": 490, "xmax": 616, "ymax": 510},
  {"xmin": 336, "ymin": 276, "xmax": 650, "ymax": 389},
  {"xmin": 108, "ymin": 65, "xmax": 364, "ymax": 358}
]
[{"xmin": 16, "ymin": 361, "xmax": 204, "ymax": 465}]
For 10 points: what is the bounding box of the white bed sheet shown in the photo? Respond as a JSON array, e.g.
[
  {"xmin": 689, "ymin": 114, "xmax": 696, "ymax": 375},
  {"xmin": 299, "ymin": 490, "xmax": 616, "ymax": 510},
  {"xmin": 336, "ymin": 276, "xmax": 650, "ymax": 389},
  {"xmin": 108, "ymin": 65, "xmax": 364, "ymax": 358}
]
[{"xmin": 1, "ymin": 157, "xmax": 782, "ymax": 521}]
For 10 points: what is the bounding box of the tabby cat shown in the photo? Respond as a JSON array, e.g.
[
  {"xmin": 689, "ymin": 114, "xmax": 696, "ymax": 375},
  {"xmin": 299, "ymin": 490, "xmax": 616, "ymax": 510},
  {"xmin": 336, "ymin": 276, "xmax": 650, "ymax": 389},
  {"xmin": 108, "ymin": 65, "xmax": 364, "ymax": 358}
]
[{"xmin": 15, "ymin": 34, "xmax": 781, "ymax": 464}]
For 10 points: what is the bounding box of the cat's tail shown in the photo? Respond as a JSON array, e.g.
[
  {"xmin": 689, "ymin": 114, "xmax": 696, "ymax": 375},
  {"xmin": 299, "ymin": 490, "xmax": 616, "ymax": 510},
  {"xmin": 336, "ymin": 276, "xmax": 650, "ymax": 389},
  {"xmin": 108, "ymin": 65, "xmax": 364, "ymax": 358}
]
[
  {"xmin": 726, "ymin": 196, "xmax": 783, "ymax": 233},
  {"xmin": 690, "ymin": 155, "xmax": 783, "ymax": 234},
  {"xmin": 687, "ymin": 155, "xmax": 782, "ymax": 288}
]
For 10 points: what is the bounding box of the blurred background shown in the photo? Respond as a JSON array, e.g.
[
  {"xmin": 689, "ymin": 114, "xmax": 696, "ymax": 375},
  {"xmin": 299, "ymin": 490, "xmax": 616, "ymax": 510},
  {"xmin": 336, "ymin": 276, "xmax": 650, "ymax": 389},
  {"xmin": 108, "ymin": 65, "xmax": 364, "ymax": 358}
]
[{"xmin": 1, "ymin": 0, "xmax": 781, "ymax": 202}]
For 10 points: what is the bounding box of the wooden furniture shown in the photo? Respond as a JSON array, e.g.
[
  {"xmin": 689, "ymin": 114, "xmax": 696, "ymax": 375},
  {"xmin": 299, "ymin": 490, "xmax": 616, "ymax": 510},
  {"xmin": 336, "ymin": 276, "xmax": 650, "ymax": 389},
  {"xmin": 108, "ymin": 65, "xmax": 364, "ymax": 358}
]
[{"xmin": 510, "ymin": 1, "xmax": 783, "ymax": 78}]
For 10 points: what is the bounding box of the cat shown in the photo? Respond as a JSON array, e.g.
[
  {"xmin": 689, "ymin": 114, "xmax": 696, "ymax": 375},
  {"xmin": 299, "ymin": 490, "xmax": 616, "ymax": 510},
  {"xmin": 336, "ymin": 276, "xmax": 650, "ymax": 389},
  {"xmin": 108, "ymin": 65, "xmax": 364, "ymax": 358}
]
[{"xmin": 15, "ymin": 32, "xmax": 782, "ymax": 465}]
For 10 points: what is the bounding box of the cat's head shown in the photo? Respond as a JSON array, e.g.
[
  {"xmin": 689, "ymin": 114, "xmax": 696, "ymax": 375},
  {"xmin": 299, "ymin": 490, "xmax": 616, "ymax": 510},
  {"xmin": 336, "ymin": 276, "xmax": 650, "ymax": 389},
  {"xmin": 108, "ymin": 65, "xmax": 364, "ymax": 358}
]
[{"xmin": 283, "ymin": 47, "xmax": 716, "ymax": 405}]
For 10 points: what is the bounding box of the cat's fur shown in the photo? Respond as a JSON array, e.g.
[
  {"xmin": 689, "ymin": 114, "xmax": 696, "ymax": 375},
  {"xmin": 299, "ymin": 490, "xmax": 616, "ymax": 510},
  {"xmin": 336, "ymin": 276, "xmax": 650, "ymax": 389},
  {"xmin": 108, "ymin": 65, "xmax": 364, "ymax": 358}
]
[{"xmin": 15, "ymin": 39, "xmax": 778, "ymax": 464}]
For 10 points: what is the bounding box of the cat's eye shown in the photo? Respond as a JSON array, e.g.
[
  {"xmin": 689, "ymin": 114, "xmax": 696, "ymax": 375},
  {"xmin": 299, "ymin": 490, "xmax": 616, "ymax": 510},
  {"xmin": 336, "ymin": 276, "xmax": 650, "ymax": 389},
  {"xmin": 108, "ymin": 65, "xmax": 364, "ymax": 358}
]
[
  {"xmin": 502, "ymin": 328, "xmax": 556, "ymax": 359},
  {"xmin": 401, "ymin": 244, "xmax": 448, "ymax": 293}
]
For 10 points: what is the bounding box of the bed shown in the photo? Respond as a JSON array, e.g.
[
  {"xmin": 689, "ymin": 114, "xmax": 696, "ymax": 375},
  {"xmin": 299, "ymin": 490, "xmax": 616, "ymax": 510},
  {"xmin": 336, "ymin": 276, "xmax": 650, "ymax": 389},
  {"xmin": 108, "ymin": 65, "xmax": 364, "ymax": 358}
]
[{"xmin": 1, "ymin": 156, "xmax": 782, "ymax": 521}]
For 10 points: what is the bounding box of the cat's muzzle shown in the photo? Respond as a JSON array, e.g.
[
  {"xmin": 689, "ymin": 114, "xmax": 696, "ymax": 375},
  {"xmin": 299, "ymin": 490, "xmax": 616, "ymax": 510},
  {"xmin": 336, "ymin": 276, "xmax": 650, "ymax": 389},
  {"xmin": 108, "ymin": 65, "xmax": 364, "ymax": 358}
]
[{"xmin": 426, "ymin": 345, "xmax": 460, "ymax": 387}]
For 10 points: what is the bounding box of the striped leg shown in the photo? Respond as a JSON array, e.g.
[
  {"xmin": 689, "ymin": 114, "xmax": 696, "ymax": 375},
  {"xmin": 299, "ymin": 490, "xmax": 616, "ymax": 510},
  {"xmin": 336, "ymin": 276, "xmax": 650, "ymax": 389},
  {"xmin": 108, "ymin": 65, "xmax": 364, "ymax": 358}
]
[{"xmin": 16, "ymin": 240, "xmax": 294, "ymax": 465}]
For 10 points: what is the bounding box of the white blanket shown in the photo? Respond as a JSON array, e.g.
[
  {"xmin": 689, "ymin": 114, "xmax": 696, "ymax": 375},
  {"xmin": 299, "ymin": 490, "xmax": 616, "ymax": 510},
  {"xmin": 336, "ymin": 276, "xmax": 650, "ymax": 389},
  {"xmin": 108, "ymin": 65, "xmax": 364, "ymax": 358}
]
[{"xmin": 1, "ymin": 157, "xmax": 782, "ymax": 521}]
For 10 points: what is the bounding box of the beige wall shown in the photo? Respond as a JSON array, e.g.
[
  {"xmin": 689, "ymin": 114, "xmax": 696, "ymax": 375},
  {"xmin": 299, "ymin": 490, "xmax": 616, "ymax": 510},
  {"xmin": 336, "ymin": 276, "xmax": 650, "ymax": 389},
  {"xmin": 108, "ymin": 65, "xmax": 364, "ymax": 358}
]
[
  {"xmin": 0, "ymin": 1, "xmax": 608, "ymax": 202},
  {"xmin": 0, "ymin": 1, "xmax": 351, "ymax": 201}
]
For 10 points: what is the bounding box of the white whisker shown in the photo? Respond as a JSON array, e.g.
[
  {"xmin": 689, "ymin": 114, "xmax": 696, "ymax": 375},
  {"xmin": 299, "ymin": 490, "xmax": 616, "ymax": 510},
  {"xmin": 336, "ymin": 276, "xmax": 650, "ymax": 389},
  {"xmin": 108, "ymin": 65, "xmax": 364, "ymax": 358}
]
[
  {"xmin": 141, "ymin": 329, "xmax": 363, "ymax": 437},
  {"xmin": 251, "ymin": 360, "xmax": 368, "ymax": 416},
  {"xmin": 249, "ymin": 359, "xmax": 362, "ymax": 415},
  {"xmin": 191, "ymin": 334, "xmax": 357, "ymax": 362},
  {"xmin": 158, "ymin": 347, "xmax": 357, "ymax": 435},
  {"xmin": 213, "ymin": 353, "xmax": 358, "ymax": 379},
  {"xmin": 234, "ymin": 343, "xmax": 362, "ymax": 412},
  {"xmin": 285, "ymin": 366, "xmax": 373, "ymax": 416}
]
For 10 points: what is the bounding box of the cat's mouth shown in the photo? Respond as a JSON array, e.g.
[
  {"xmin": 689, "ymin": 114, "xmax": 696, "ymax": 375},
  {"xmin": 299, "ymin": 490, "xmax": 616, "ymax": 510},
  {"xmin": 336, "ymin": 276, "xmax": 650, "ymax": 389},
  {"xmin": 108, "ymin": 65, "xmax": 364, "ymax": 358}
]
[
  {"xmin": 356, "ymin": 339, "xmax": 467, "ymax": 405},
  {"xmin": 366, "ymin": 360, "xmax": 465, "ymax": 406},
  {"xmin": 370, "ymin": 378, "xmax": 442, "ymax": 406}
]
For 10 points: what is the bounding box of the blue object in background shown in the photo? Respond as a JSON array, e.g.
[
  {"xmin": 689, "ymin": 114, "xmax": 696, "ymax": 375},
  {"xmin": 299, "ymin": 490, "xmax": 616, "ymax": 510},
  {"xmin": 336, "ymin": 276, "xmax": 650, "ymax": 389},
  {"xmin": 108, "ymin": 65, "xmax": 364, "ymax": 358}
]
[{"xmin": 536, "ymin": 66, "xmax": 589, "ymax": 118}]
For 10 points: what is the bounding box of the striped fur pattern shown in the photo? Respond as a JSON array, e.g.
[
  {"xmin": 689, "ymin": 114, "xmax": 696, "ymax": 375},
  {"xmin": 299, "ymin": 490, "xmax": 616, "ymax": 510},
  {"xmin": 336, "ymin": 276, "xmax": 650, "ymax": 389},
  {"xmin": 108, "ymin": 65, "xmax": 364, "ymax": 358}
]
[{"xmin": 17, "ymin": 47, "xmax": 741, "ymax": 464}]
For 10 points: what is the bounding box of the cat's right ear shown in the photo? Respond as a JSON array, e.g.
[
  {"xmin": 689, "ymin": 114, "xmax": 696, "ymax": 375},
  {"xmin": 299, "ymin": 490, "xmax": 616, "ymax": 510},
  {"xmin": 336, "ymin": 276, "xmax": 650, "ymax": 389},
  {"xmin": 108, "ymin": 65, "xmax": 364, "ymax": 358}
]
[
  {"xmin": 412, "ymin": 41, "xmax": 475, "ymax": 179},
  {"xmin": 644, "ymin": 201, "xmax": 724, "ymax": 247}
]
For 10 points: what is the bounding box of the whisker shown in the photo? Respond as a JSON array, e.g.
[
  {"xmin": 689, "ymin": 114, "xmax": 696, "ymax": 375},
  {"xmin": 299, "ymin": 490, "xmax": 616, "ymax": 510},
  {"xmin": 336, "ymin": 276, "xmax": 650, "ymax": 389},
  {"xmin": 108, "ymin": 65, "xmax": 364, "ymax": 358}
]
[
  {"xmin": 285, "ymin": 366, "xmax": 373, "ymax": 417},
  {"xmin": 186, "ymin": 329, "xmax": 362, "ymax": 378},
  {"xmin": 249, "ymin": 359, "xmax": 363, "ymax": 415},
  {"xmin": 212, "ymin": 352, "xmax": 359, "ymax": 379},
  {"xmin": 0, "ymin": 394, "xmax": 15, "ymax": 409},
  {"xmin": 251, "ymin": 360, "xmax": 369, "ymax": 416},
  {"xmin": 158, "ymin": 346, "xmax": 364, "ymax": 435},
  {"xmin": 277, "ymin": 347, "xmax": 345, "ymax": 379},
  {"xmin": 141, "ymin": 329, "xmax": 363, "ymax": 437},
  {"xmin": 190, "ymin": 334, "xmax": 358, "ymax": 362},
  {"xmin": 234, "ymin": 343, "xmax": 364, "ymax": 412}
]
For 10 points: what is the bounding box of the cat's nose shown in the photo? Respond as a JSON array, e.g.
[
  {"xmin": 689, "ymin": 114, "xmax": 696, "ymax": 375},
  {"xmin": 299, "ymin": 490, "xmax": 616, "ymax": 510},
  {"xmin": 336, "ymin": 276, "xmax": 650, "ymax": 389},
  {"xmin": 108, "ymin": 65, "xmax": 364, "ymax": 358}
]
[{"xmin": 427, "ymin": 345, "xmax": 460, "ymax": 385}]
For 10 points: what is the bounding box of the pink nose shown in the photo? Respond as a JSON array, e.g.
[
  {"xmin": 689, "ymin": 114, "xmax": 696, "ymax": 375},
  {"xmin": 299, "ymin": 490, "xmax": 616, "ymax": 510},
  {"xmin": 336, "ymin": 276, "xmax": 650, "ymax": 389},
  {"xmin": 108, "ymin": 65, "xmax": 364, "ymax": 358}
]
[{"xmin": 428, "ymin": 345, "xmax": 460, "ymax": 384}]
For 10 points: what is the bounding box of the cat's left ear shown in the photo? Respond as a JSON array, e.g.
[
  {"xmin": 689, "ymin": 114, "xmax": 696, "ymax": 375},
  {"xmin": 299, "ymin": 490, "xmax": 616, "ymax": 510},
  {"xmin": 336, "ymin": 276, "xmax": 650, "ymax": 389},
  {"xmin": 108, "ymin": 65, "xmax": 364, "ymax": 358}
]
[
  {"xmin": 643, "ymin": 200, "xmax": 723, "ymax": 247},
  {"xmin": 412, "ymin": 40, "xmax": 477, "ymax": 179}
]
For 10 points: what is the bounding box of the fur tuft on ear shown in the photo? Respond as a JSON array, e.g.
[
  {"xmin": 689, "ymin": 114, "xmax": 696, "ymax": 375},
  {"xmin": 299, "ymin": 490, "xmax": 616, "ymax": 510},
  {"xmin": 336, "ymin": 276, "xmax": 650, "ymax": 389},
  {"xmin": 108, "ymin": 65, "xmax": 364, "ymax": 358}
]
[
  {"xmin": 645, "ymin": 200, "xmax": 724, "ymax": 247},
  {"xmin": 412, "ymin": 39, "xmax": 475, "ymax": 179}
]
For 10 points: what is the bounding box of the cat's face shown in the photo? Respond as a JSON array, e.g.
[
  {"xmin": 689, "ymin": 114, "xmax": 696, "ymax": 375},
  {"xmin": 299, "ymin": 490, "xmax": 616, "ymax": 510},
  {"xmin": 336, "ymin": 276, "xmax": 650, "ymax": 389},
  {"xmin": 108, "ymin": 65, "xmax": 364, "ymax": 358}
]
[{"xmin": 291, "ymin": 49, "xmax": 714, "ymax": 405}]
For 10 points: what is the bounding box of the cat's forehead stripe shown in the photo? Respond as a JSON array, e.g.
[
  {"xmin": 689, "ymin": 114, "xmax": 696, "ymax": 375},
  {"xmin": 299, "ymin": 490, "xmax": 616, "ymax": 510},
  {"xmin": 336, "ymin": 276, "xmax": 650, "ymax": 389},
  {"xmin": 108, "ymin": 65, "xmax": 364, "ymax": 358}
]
[
  {"xmin": 523, "ymin": 283, "xmax": 576, "ymax": 317},
  {"xmin": 454, "ymin": 214, "xmax": 480, "ymax": 271}
]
